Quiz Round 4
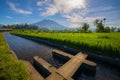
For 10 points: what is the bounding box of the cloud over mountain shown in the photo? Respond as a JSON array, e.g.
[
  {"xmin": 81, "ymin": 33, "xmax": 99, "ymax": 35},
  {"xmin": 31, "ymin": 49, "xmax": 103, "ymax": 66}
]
[{"xmin": 36, "ymin": 0, "xmax": 117, "ymax": 28}]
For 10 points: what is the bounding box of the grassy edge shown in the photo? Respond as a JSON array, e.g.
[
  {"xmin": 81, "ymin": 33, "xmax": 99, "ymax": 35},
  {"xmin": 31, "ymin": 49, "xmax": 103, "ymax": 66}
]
[{"xmin": 0, "ymin": 32, "xmax": 31, "ymax": 80}]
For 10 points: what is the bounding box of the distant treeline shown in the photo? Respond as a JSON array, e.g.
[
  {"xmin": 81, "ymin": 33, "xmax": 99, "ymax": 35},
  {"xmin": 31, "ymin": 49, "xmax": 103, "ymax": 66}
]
[
  {"xmin": 2, "ymin": 23, "xmax": 38, "ymax": 30},
  {"xmin": 1, "ymin": 19, "xmax": 120, "ymax": 32}
]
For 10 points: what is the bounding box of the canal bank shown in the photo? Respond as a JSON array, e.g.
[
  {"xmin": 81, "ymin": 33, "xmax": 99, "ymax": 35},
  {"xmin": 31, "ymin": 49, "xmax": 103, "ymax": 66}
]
[
  {"xmin": 12, "ymin": 33, "xmax": 120, "ymax": 69},
  {"xmin": 5, "ymin": 33, "xmax": 120, "ymax": 80},
  {"xmin": 5, "ymin": 33, "xmax": 62, "ymax": 67},
  {"xmin": 0, "ymin": 33, "xmax": 31, "ymax": 80}
]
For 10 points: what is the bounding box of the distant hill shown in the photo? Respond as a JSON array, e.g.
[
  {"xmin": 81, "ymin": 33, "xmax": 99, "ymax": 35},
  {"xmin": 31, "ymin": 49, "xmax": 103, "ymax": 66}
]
[{"xmin": 33, "ymin": 19, "xmax": 67, "ymax": 30}]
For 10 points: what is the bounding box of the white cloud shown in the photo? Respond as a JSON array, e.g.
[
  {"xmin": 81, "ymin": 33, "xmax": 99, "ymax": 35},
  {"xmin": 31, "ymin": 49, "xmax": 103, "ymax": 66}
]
[
  {"xmin": 54, "ymin": 0, "xmax": 86, "ymax": 14},
  {"xmin": 7, "ymin": 1, "xmax": 32, "ymax": 14},
  {"xmin": 63, "ymin": 14, "xmax": 83, "ymax": 22},
  {"xmin": 70, "ymin": 24, "xmax": 80, "ymax": 28},
  {"xmin": 6, "ymin": 16, "xmax": 12, "ymax": 19},
  {"xmin": 37, "ymin": 0, "xmax": 51, "ymax": 6},
  {"xmin": 38, "ymin": 0, "xmax": 87, "ymax": 16},
  {"xmin": 42, "ymin": 4, "xmax": 58, "ymax": 16},
  {"xmin": 39, "ymin": 0, "xmax": 103, "ymax": 23},
  {"xmin": 64, "ymin": 13, "xmax": 103, "ymax": 23},
  {"xmin": 36, "ymin": 0, "xmax": 116, "ymax": 28},
  {"xmin": 37, "ymin": 0, "xmax": 103, "ymax": 28},
  {"xmin": 37, "ymin": 1, "xmax": 45, "ymax": 6}
]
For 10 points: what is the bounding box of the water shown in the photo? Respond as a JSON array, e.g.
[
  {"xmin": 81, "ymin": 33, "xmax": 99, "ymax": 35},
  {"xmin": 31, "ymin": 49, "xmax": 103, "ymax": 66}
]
[
  {"xmin": 5, "ymin": 33, "xmax": 61, "ymax": 67},
  {"xmin": 5, "ymin": 33, "xmax": 120, "ymax": 80}
]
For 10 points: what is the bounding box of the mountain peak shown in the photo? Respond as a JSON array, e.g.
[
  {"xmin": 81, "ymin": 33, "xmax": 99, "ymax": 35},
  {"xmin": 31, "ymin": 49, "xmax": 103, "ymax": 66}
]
[
  {"xmin": 40, "ymin": 19, "xmax": 58, "ymax": 23},
  {"xmin": 33, "ymin": 19, "xmax": 67, "ymax": 30},
  {"xmin": 42, "ymin": 19, "xmax": 53, "ymax": 21}
]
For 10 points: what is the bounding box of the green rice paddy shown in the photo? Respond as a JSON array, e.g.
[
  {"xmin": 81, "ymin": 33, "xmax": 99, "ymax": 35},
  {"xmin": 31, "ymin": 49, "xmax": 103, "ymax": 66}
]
[{"xmin": 12, "ymin": 30, "xmax": 120, "ymax": 58}]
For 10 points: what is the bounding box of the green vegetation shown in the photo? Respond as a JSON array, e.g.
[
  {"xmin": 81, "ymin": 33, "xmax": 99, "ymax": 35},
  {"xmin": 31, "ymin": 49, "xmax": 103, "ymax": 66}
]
[
  {"xmin": 0, "ymin": 33, "xmax": 31, "ymax": 80},
  {"xmin": 2, "ymin": 23, "xmax": 38, "ymax": 30},
  {"xmin": 2, "ymin": 18, "xmax": 120, "ymax": 33},
  {"xmin": 82, "ymin": 23, "xmax": 89, "ymax": 32},
  {"xmin": 11, "ymin": 30, "xmax": 120, "ymax": 58}
]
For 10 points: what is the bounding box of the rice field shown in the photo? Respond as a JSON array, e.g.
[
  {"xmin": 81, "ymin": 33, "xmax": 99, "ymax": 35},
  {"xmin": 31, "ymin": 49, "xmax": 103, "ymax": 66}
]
[{"xmin": 11, "ymin": 30, "xmax": 120, "ymax": 58}]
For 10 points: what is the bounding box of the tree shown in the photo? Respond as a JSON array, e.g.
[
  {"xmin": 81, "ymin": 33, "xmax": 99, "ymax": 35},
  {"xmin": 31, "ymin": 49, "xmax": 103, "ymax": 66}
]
[
  {"xmin": 104, "ymin": 27, "xmax": 110, "ymax": 32},
  {"xmin": 94, "ymin": 19, "xmax": 99, "ymax": 29},
  {"xmin": 2, "ymin": 25, "xmax": 7, "ymax": 28},
  {"xmin": 76, "ymin": 27, "xmax": 82, "ymax": 32},
  {"xmin": 99, "ymin": 20, "xmax": 104, "ymax": 32},
  {"xmin": 103, "ymin": 18, "xmax": 106, "ymax": 27},
  {"xmin": 94, "ymin": 19, "xmax": 104, "ymax": 32},
  {"xmin": 117, "ymin": 28, "xmax": 120, "ymax": 32},
  {"xmin": 82, "ymin": 23, "xmax": 89, "ymax": 32},
  {"xmin": 110, "ymin": 27, "xmax": 116, "ymax": 32}
]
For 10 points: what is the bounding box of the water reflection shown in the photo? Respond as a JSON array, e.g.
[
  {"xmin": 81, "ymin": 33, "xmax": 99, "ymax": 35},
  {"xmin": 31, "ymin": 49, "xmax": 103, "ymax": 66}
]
[{"xmin": 5, "ymin": 33, "xmax": 60, "ymax": 67}]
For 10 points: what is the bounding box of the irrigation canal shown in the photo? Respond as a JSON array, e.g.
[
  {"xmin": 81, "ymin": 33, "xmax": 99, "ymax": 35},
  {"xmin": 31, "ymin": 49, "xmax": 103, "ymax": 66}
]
[{"xmin": 5, "ymin": 33, "xmax": 120, "ymax": 80}]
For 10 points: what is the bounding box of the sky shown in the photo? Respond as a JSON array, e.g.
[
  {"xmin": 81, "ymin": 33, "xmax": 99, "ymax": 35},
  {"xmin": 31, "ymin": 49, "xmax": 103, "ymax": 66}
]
[{"xmin": 0, "ymin": 0, "xmax": 120, "ymax": 28}]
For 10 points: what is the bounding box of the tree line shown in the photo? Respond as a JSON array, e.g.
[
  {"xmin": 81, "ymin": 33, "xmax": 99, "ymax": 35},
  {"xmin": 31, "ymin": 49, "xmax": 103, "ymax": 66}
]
[
  {"xmin": 1, "ymin": 19, "xmax": 120, "ymax": 32},
  {"xmin": 2, "ymin": 23, "xmax": 38, "ymax": 30},
  {"xmin": 77, "ymin": 18, "xmax": 120, "ymax": 32}
]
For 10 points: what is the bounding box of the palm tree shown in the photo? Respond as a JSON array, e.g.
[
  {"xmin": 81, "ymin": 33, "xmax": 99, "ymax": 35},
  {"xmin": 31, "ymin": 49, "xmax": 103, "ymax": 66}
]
[{"xmin": 103, "ymin": 18, "xmax": 106, "ymax": 27}]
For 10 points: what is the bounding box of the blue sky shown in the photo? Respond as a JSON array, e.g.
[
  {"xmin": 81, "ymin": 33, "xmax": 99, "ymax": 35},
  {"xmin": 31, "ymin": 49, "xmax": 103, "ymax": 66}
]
[{"xmin": 0, "ymin": 0, "xmax": 120, "ymax": 28}]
